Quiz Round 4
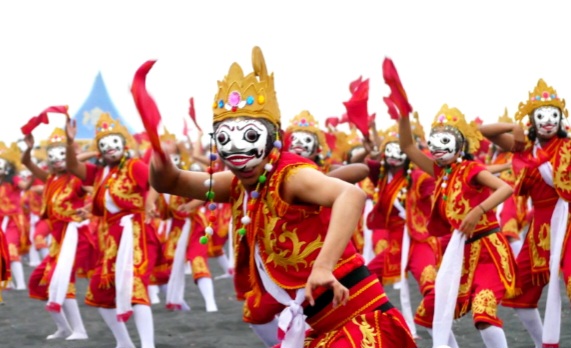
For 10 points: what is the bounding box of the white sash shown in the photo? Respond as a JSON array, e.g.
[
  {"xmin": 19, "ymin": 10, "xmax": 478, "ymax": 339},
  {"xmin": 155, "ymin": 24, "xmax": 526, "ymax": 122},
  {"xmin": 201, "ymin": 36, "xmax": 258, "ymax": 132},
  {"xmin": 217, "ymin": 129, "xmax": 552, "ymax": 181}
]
[
  {"xmin": 166, "ymin": 218, "xmax": 192, "ymax": 311},
  {"xmin": 1, "ymin": 216, "xmax": 8, "ymax": 234},
  {"xmin": 116, "ymin": 214, "xmax": 135, "ymax": 321},
  {"xmin": 47, "ymin": 220, "xmax": 88, "ymax": 311},
  {"xmin": 432, "ymin": 230, "xmax": 466, "ymax": 348},
  {"xmin": 362, "ymin": 199, "xmax": 375, "ymax": 264},
  {"xmin": 534, "ymin": 142, "xmax": 565, "ymax": 345},
  {"xmin": 255, "ymin": 245, "xmax": 308, "ymax": 348}
]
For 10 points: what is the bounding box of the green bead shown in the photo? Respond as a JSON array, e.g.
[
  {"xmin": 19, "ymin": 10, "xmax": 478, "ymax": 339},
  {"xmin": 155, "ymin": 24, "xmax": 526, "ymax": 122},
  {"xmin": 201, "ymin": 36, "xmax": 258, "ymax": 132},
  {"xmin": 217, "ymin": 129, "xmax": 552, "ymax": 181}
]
[
  {"xmin": 199, "ymin": 236, "xmax": 208, "ymax": 244},
  {"xmin": 442, "ymin": 195, "xmax": 447, "ymax": 201},
  {"xmin": 238, "ymin": 227, "xmax": 247, "ymax": 236},
  {"xmin": 205, "ymin": 190, "xmax": 215, "ymax": 200},
  {"xmin": 258, "ymin": 175, "xmax": 267, "ymax": 184},
  {"xmin": 445, "ymin": 167, "xmax": 452, "ymax": 174}
]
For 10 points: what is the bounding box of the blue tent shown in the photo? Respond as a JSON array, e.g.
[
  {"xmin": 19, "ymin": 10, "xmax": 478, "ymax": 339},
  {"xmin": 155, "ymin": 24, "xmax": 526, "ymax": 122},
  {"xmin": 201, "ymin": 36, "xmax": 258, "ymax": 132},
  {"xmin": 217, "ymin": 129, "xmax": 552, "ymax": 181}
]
[{"xmin": 72, "ymin": 72, "xmax": 137, "ymax": 139}]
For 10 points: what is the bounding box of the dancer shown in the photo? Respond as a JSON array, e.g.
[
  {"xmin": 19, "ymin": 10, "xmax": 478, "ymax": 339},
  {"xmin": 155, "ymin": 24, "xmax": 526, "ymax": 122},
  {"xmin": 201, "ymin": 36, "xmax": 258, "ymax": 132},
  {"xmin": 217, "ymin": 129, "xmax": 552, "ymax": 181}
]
[
  {"xmin": 0, "ymin": 141, "xmax": 28, "ymax": 290},
  {"xmin": 480, "ymin": 78, "xmax": 570, "ymax": 348},
  {"xmin": 135, "ymin": 46, "xmax": 416, "ymax": 348},
  {"xmin": 65, "ymin": 113, "xmax": 159, "ymax": 348},
  {"xmin": 21, "ymin": 128, "xmax": 90, "ymax": 341}
]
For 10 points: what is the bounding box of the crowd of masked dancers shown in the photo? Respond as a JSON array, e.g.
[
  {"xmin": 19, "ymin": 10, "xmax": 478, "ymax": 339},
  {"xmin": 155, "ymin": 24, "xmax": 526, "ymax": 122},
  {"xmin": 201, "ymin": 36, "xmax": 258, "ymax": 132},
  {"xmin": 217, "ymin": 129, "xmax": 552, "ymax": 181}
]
[{"xmin": 0, "ymin": 46, "xmax": 569, "ymax": 348}]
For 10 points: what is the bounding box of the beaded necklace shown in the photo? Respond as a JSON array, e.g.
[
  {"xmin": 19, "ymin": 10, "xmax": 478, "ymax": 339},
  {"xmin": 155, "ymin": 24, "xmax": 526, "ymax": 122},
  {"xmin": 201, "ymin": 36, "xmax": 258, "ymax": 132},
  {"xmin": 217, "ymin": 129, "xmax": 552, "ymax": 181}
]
[{"xmin": 200, "ymin": 133, "xmax": 282, "ymax": 244}]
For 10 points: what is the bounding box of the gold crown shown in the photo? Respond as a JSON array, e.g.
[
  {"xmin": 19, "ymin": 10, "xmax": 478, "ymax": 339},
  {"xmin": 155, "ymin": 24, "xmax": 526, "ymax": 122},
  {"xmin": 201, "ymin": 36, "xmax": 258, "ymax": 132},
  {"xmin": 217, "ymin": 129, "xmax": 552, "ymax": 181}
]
[
  {"xmin": 380, "ymin": 124, "xmax": 399, "ymax": 152},
  {"xmin": 498, "ymin": 107, "xmax": 513, "ymax": 123},
  {"xmin": 0, "ymin": 142, "xmax": 22, "ymax": 171},
  {"xmin": 160, "ymin": 127, "xmax": 177, "ymax": 144},
  {"xmin": 411, "ymin": 111, "xmax": 426, "ymax": 142},
  {"xmin": 46, "ymin": 128, "xmax": 67, "ymax": 148},
  {"xmin": 92, "ymin": 113, "xmax": 136, "ymax": 150},
  {"xmin": 431, "ymin": 104, "xmax": 483, "ymax": 154},
  {"xmin": 515, "ymin": 79, "xmax": 568, "ymax": 122},
  {"xmin": 33, "ymin": 146, "xmax": 47, "ymax": 162},
  {"xmin": 286, "ymin": 110, "xmax": 329, "ymax": 154},
  {"xmin": 212, "ymin": 46, "xmax": 280, "ymax": 127}
]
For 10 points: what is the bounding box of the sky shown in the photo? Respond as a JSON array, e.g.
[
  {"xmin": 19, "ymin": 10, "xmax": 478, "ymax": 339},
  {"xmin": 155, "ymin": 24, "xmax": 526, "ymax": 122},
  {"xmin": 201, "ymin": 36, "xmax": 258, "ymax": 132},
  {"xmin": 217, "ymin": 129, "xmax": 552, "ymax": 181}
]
[{"xmin": 1, "ymin": 0, "xmax": 569, "ymax": 146}]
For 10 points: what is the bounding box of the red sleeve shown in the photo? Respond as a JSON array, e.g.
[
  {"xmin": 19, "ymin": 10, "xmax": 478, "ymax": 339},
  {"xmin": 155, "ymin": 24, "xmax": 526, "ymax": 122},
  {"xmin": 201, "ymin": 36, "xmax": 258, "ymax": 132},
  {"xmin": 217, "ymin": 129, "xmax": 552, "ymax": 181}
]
[
  {"xmin": 129, "ymin": 159, "xmax": 149, "ymax": 191},
  {"xmin": 417, "ymin": 171, "xmax": 435, "ymax": 199},
  {"xmin": 465, "ymin": 161, "xmax": 486, "ymax": 189},
  {"xmin": 84, "ymin": 162, "xmax": 99, "ymax": 186}
]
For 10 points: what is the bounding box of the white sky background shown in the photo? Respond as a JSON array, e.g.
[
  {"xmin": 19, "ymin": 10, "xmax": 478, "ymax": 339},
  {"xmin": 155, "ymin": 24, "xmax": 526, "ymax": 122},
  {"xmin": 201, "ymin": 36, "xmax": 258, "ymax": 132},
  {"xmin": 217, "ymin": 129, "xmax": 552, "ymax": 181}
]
[{"xmin": 0, "ymin": 0, "xmax": 569, "ymax": 145}]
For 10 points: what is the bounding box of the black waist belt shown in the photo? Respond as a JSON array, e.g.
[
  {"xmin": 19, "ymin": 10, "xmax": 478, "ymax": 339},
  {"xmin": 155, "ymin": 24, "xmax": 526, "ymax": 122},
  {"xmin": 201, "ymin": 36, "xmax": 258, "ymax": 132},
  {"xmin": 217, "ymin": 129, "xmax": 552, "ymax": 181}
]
[
  {"xmin": 304, "ymin": 265, "xmax": 393, "ymax": 318},
  {"xmin": 465, "ymin": 227, "xmax": 499, "ymax": 244}
]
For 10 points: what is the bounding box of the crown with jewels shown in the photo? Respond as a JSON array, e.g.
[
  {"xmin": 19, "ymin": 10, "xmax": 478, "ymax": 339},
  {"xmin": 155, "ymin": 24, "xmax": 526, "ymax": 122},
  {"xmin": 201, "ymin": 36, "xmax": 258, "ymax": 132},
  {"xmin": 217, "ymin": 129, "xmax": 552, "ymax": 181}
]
[
  {"xmin": 431, "ymin": 104, "xmax": 483, "ymax": 154},
  {"xmin": 92, "ymin": 112, "xmax": 136, "ymax": 150},
  {"xmin": 380, "ymin": 124, "xmax": 399, "ymax": 152},
  {"xmin": 212, "ymin": 46, "xmax": 280, "ymax": 127},
  {"xmin": 46, "ymin": 128, "xmax": 67, "ymax": 148},
  {"xmin": 286, "ymin": 110, "xmax": 329, "ymax": 154},
  {"xmin": 515, "ymin": 79, "xmax": 568, "ymax": 122}
]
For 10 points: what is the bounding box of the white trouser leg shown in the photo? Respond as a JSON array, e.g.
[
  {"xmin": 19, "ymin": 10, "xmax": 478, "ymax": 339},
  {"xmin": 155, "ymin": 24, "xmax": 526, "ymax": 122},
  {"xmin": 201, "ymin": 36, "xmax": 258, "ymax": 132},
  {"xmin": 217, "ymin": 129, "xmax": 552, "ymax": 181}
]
[
  {"xmin": 133, "ymin": 304, "xmax": 155, "ymax": 348},
  {"xmin": 426, "ymin": 328, "xmax": 459, "ymax": 348},
  {"xmin": 250, "ymin": 318, "xmax": 280, "ymax": 348},
  {"xmin": 98, "ymin": 308, "xmax": 135, "ymax": 348},
  {"xmin": 197, "ymin": 277, "xmax": 218, "ymax": 312},
  {"xmin": 479, "ymin": 325, "xmax": 508, "ymax": 348},
  {"xmin": 46, "ymin": 310, "xmax": 72, "ymax": 339},
  {"xmin": 514, "ymin": 308, "xmax": 543, "ymax": 348},
  {"xmin": 62, "ymin": 299, "xmax": 88, "ymax": 340},
  {"xmin": 10, "ymin": 261, "xmax": 26, "ymax": 290},
  {"xmin": 148, "ymin": 285, "xmax": 160, "ymax": 304}
]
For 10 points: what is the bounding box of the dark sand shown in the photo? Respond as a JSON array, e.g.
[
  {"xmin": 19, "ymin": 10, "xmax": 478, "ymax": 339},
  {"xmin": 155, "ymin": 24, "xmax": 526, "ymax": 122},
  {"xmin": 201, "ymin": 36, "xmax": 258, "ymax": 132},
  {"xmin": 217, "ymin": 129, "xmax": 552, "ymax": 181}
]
[{"xmin": 1, "ymin": 259, "xmax": 569, "ymax": 348}]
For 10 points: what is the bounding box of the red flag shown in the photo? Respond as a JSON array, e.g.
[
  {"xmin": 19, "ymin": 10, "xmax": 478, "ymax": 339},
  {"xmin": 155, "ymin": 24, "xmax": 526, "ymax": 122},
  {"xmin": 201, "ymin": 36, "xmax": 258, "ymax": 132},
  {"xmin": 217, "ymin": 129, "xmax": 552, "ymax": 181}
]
[
  {"xmin": 21, "ymin": 105, "xmax": 68, "ymax": 135},
  {"xmin": 343, "ymin": 78, "xmax": 370, "ymax": 139},
  {"xmin": 382, "ymin": 57, "xmax": 412, "ymax": 117},
  {"xmin": 130, "ymin": 60, "xmax": 166, "ymax": 161},
  {"xmin": 383, "ymin": 97, "xmax": 400, "ymax": 120},
  {"xmin": 188, "ymin": 97, "xmax": 202, "ymax": 132},
  {"xmin": 339, "ymin": 113, "xmax": 349, "ymax": 124},
  {"xmin": 325, "ymin": 117, "xmax": 339, "ymax": 129},
  {"xmin": 349, "ymin": 76, "xmax": 363, "ymax": 94}
]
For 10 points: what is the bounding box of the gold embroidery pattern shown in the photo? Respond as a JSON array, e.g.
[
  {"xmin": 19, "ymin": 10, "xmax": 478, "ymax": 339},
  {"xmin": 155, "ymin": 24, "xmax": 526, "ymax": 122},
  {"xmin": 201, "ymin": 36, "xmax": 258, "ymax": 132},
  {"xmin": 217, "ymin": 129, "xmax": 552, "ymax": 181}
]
[
  {"xmin": 351, "ymin": 315, "xmax": 377, "ymax": 348},
  {"xmin": 85, "ymin": 286, "xmax": 94, "ymax": 301},
  {"xmin": 133, "ymin": 220, "xmax": 143, "ymax": 267},
  {"xmin": 191, "ymin": 256, "xmax": 209, "ymax": 275},
  {"xmin": 110, "ymin": 165, "xmax": 144, "ymax": 209},
  {"xmin": 0, "ymin": 185, "xmax": 15, "ymax": 212},
  {"xmin": 566, "ymin": 276, "xmax": 571, "ymax": 300},
  {"xmin": 416, "ymin": 300, "xmax": 426, "ymax": 317},
  {"xmin": 52, "ymin": 183, "xmax": 78, "ymax": 220},
  {"xmin": 446, "ymin": 179, "xmax": 472, "ymax": 224},
  {"xmin": 374, "ymin": 240, "xmax": 388, "ymax": 255},
  {"xmin": 101, "ymin": 234, "xmax": 118, "ymax": 281},
  {"xmin": 308, "ymin": 331, "xmax": 338, "ymax": 348},
  {"xmin": 554, "ymin": 140, "xmax": 571, "ymax": 195},
  {"xmin": 262, "ymin": 213, "xmax": 323, "ymax": 272},
  {"xmin": 488, "ymin": 233, "xmax": 514, "ymax": 283},
  {"xmin": 472, "ymin": 289, "xmax": 497, "ymax": 318},
  {"xmin": 419, "ymin": 265, "xmax": 437, "ymax": 287},
  {"xmin": 67, "ymin": 282, "xmax": 76, "ymax": 297},
  {"xmin": 8, "ymin": 243, "xmax": 18, "ymax": 259},
  {"xmin": 529, "ymin": 223, "xmax": 548, "ymax": 268},
  {"xmin": 132, "ymin": 277, "xmax": 149, "ymax": 302},
  {"xmin": 48, "ymin": 238, "xmax": 60, "ymax": 258},
  {"xmin": 165, "ymin": 227, "xmax": 181, "ymax": 259},
  {"xmin": 459, "ymin": 241, "xmax": 481, "ymax": 296}
]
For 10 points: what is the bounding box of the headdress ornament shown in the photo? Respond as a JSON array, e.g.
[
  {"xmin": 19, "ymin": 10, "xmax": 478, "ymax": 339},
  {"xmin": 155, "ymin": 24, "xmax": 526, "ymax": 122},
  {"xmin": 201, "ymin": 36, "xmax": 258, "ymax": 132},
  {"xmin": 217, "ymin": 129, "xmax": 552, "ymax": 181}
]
[
  {"xmin": 91, "ymin": 113, "xmax": 136, "ymax": 150},
  {"xmin": 515, "ymin": 79, "xmax": 568, "ymax": 122},
  {"xmin": 212, "ymin": 46, "xmax": 280, "ymax": 127},
  {"xmin": 431, "ymin": 104, "xmax": 483, "ymax": 154},
  {"xmin": 286, "ymin": 110, "xmax": 329, "ymax": 154},
  {"xmin": 0, "ymin": 142, "xmax": 23, "ymax": 171}
]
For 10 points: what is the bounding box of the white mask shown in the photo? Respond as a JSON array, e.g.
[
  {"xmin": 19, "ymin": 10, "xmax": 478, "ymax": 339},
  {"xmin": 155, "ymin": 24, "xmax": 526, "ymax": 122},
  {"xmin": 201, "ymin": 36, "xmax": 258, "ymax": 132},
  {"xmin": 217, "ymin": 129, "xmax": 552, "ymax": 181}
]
[
  {"xmin": 19, "ymin": 170, "xmax": 32, "ymax": 181},
  {"xmin": 533, "ymin": 106, "xmax": 561, "ymax": 138},
  {"xmin": 428, "ymin": 131, "xmax": 458, "ymax": 165},
  {"xmin": 288, "ymin": 131, "xmax": 317, "ymax": 158},
  {"xmin": 384, "ymin": 142, "xmax": 406, "ymax": 167},
  {"xmin": 98, "ymin": 134, "xmax": 125, "ymax": 163},
  {"xmin": 47, "ymin": 146, "xmax": 66, "ymax": 171},
  {"xmin": 0, "ymin": 158, "xmax": 9, "ymax": 176},
  {"xmin": 214, "ymin": 119, "xmax": 269, "ymax": 171}
]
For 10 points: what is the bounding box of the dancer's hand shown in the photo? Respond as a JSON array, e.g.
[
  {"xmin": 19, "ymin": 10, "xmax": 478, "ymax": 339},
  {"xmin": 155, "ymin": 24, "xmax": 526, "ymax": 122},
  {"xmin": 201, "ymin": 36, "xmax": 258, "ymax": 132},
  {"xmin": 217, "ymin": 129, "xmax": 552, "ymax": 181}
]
[
  {"xmin": 65, "ymin": 118, "xmax": 77, "ymax": 144},
  {"xmin": 305, "ymin": 266, "xmax": 349, "ymax": 308},
  {"xmin": 459, "ymin": 207, "xmax": 483, "ymax": 238}
]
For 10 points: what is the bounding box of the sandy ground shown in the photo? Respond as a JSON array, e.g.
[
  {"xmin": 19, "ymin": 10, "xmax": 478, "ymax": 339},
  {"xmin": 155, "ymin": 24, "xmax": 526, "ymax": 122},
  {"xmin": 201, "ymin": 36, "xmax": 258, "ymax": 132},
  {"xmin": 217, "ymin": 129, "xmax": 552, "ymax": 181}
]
[{"xmin": 1, "ymin": 259, "xmax": 570, "ymax": 348}]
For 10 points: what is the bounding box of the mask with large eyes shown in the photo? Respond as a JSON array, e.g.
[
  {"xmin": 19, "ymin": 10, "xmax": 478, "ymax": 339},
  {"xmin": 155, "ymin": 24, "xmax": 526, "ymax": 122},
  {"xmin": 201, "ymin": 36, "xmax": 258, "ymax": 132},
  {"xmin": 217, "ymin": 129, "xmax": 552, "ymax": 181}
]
[
  {"xmin": 98, "ymin": 134, "xmax": 125, "ymax": 163},
  {"xmin": 19, "ymin": 170, "xmax": 32, "ymax": 182},
  {"xmin": 384, "ymin": 142, "xmax": 406, "ymax": 167},
  {"xmin": 427, "ymin": 131, "xmax": 458, "ymax": 164},
  {"xmin": 288, "ymin": 131, "xmax": 317, "ymax": 158},
  {"xmin": 47, "ymin": 146, "xmax": 66, "ymax": 170},
  {"xmin": 0, "ymin": 158, "xmax": 9, "ymax": 176},
  {"xmin": 533, "ymin": 106, "xmax": 561, "ymax": 138},
  {"xmin": 170, "ymin": 153, "xmax": 181, "ymax": 167},
  {"xmin": 214, "ymin": 118, "xmax": 269, "ymax": 171}
]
